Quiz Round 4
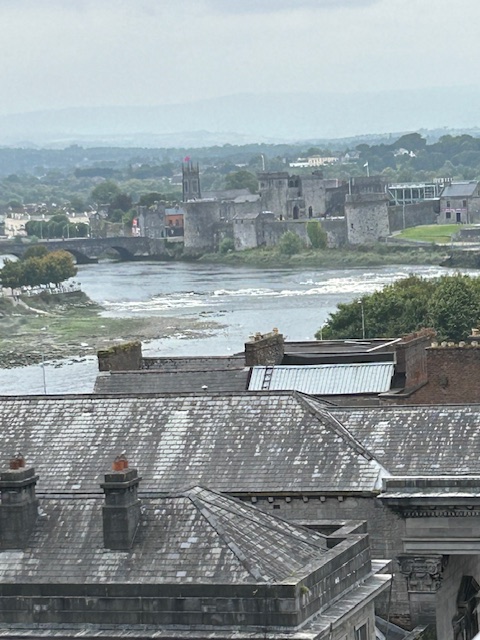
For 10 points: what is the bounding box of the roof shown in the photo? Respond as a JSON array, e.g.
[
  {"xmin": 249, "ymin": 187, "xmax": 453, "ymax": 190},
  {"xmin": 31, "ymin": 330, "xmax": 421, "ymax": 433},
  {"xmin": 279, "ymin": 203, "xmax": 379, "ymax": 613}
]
[
  {"xmin": 329, "ymin": 404, "xmax": 480, "ymax": 475},
  {"xmin": 0, "ymin": 392, "xmax": 385, "ymax": 494},
  {"xmin": 0, "ymin": 486, "xmax": 327, "ymax": 585},
  {"xmin": 94, "ymin": 368, "xmax": 249, "ymax": 394},
  {"xmin": 441, "ymin": 181, "xmax": 478, "ymax": 198},
  {"xmin": 248, "ymin": 363, "xmax": 394, "ymax": 395},
  {"xmin": 142, "ymin": 355, "xmax": 245, "ymax": 372}
]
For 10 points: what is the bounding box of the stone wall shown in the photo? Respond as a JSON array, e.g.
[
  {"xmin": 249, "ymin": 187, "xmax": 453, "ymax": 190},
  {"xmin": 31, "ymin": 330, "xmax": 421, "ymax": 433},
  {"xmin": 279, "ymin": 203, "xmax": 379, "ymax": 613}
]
[
  {"xmin": 301, "ymin": 175, "xmax": 327, "ymax": 216},
  {"xmin": 436, "ymin": 555, "xmax": 480, "ymax": 640},
  {"xmin": 345, "ymin": 194, "xmax": 390, "ymax": 245},
  {"xmin": 258, "ymin": 172, "xmax": 289, "ymax": 218},
  {"xmin": 246, "ymin": 495, "xmax": 409, "ymax": 626},
  {"xmin": 183, "ymin": 200, "xmax": 221, "ymax": 253},
  {"xmin": 322, "ymin": 217, "xmax": 348, "ymax": 247},
  {"xmin": 265, "ymin": 219, "xmax": 310, "ymax": 246},
  {"xmin": 97, "ymin": 341, "xmax": 143, "ymax": 372},
  {"xmin": 388, "ymin": 202, "xmax": 438, "ymax": 233},
  {"xmin": 244, "ymin": 331, "xmax": 285, "ymax": 366}
]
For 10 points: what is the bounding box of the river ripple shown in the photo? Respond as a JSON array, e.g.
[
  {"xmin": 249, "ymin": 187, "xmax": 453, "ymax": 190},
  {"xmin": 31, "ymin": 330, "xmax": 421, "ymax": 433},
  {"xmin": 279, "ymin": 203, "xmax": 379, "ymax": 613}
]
[{"xmin": 0, "ymin": 262, "xmax": 465, "ymax": 395}]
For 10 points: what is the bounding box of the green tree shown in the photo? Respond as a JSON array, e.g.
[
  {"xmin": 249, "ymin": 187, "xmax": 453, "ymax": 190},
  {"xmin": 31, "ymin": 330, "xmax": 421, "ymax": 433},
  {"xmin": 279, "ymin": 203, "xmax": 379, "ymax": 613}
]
[
  {"xmin": 43, "ymin": 251, "xmax": 77, "ymax": 286},
  {"xmin": 23, "ymin": 245, "xmax": 48, "ymax": 260},
  {"xmin": 90, "ymin": 180, "xmax": 121, "ymax": 204},
  {"xmin": 224, "ymin": 170, "xmax": 258, "ymax": 194},
  {"xmin": 429, "ymin": 274, "xmax": 480, "ymax": 342},
  {"xmin": 0, "ymin": 259, "xmax": 23, "ymax": 289},
  {"xmin": 317, "ymin": 274, "xmax": 480, "ymax": 341},
  {"xmin": 277, "ymin": 231, "xmax": 304, "ymax": 256},
  {"xmin": 306, "ymin": 220, "xmax": 327, "ymax": 249}
]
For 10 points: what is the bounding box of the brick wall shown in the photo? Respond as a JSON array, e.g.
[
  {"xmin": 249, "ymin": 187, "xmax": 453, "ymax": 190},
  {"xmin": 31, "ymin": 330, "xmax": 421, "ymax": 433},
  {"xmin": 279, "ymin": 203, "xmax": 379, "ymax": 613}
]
[{"xmin": 406, "ymin": 344, "xmax": 480, "ymax": 404}]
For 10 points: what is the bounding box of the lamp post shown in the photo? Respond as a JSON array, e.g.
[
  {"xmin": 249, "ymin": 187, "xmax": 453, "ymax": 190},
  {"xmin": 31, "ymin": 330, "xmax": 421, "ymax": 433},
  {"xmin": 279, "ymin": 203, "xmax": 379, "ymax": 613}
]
[{"xmin": 358, "ymin": 300, "xmax": 365, "ymax": 340}]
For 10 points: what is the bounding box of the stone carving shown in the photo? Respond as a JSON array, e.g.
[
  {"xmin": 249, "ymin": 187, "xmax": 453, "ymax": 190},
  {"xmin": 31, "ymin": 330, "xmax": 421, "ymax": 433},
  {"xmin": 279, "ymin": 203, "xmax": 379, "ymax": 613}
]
[{"xmin": 397, "ymin": 555, "xmax": 447, "ymax": 592}]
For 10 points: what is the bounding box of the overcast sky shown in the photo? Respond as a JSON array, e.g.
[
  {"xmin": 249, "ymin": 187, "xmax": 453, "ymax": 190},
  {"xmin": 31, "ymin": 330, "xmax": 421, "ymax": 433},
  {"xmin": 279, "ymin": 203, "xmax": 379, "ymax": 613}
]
[{"xmin": 0, "ymin": 0, "xmax": 478, "ymax": 116}]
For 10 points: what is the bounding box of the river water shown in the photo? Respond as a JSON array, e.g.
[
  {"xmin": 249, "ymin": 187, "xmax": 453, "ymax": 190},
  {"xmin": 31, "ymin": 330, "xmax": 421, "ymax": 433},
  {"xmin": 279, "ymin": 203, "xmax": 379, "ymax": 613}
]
[{"xmin": 0, "ymin": 261, "xmax": 457, "ymax": 395}]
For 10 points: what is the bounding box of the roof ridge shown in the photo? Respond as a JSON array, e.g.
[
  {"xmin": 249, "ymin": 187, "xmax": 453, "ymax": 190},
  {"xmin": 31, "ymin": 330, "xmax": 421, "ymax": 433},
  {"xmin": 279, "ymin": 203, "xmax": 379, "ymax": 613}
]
[
  {"xmin": 187, "ymin": 491, "xmax": 267, "ymax": 583},
  {"xmin": 293, "ymin": 392, "xmax": 381, "ymax": 464},
  {"xmin": 187, "ymin": 486, "xmax": 327, "ymax": 552}
]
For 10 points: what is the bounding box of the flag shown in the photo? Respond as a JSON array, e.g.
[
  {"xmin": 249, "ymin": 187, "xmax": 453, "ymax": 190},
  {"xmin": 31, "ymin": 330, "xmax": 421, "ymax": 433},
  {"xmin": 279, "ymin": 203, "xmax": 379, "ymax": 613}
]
[{"xmin": 184, "ymin": 156, "xmax": 191, "ymax": 162}]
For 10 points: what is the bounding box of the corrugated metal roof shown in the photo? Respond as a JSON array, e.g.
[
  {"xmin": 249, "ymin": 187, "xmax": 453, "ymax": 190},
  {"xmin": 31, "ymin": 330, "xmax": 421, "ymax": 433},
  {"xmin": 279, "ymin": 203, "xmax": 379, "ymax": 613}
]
[{"xmin": 248, "ymin": 363, "xmax": 394, "ymax": 395}]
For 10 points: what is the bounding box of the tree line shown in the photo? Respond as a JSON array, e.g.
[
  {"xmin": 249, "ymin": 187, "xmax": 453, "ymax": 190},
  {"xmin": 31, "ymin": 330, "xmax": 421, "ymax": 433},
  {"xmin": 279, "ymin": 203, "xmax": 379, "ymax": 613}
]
[
  {"xmin": 318, "ymin": 274, "xmax": 480, "ymax": 343},
  {"xmin": 0, "ymin": 246, "xmax": 77, "ymax": 289}
]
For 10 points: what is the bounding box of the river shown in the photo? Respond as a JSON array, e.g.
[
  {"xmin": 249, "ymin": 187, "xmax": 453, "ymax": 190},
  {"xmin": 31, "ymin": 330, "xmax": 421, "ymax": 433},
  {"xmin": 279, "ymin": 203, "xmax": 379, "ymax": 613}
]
[{"xmin": 0, "ymin": 261, "xmax": 457, "ymax": 395}]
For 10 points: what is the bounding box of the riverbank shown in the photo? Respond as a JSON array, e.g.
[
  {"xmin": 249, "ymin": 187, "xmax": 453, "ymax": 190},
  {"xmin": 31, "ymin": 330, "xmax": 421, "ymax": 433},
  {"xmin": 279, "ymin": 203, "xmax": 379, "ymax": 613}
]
[
  {"xmin": 0, "ymin": 291, "xmax": 220, "ymax": 368},
  {"xmin": 198, "ymin": 243, "xmax": 450, "ymax": 268}
]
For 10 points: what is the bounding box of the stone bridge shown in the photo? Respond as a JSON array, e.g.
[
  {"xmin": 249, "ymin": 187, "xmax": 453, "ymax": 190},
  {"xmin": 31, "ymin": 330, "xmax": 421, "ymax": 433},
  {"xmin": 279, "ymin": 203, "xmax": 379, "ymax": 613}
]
[{"xmin": 0, "ymin": 236, "xmax": 169, "ymax": 264}]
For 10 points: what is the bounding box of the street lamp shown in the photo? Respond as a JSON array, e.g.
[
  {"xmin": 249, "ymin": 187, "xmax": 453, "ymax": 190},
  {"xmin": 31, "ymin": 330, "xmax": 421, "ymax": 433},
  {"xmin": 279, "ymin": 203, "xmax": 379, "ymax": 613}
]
[{"xmin": 358, "ymin": 300, "xmax": 365, "ymax": 340}]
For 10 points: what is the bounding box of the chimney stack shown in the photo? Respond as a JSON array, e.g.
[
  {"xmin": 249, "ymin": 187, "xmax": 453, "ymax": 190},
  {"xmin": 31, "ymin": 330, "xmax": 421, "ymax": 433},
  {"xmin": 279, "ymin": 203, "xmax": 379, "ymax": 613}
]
[
  {"xmin": 0, "ymin": 455, "xmax": 39, "ymax": 549},
  {"xmin": 101, "ymin": 456, "xmax": 141, "ymax": 550}
]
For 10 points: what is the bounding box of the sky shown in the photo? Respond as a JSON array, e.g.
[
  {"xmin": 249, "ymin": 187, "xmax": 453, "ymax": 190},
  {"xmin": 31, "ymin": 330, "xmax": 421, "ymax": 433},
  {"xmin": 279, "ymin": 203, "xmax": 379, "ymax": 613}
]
[{"xmin": 0, "ymin": 0, "xmax": 479, "ymax": 117}]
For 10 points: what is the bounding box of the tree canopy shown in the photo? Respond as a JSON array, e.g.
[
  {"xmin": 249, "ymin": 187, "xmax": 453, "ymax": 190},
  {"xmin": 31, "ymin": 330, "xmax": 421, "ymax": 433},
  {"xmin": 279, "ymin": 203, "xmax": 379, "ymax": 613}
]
[
  {"xmin": 317, "ymin": 274, "xmax": 480, "ymax": 342},
  {"xmin": 0, "ymin": 250, "xmax": 77, "ymax": 289},
  {"xmin": 224, "ymin": 170, "xmax": 259, "ymax": 193}
]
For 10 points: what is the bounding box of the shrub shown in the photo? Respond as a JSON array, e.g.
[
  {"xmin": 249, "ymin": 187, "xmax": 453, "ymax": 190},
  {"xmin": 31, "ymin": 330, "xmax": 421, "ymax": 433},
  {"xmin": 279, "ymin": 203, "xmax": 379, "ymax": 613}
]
[
  {"xmin": 278, "ymin": 231, "xmax": 304, "ymax": 256},
  {"xmin": 219, "ymin": 237, "xmax": 235, "ymax": 254}
]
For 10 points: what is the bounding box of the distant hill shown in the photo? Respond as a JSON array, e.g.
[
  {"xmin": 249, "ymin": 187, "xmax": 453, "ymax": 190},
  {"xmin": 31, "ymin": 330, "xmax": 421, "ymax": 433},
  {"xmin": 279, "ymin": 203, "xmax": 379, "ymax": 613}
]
[{"xmin": 1, "ymin": 86, "xmax": 479, "ymax": 147}]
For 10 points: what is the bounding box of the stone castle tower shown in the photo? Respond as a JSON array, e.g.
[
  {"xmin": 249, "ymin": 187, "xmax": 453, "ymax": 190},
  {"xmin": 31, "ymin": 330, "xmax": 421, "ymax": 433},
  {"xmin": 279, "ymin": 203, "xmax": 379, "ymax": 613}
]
[{"xmin": 182, "ymin": 161, "xmax": 201, "ymax": 201}]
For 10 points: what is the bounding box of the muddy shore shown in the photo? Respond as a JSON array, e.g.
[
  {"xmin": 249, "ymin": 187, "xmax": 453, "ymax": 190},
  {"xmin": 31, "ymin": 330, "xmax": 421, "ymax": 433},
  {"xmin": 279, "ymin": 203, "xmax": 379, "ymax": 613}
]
[{"xmin": 0, "ymin": 291, "xmax": 220, "ymax": 369}]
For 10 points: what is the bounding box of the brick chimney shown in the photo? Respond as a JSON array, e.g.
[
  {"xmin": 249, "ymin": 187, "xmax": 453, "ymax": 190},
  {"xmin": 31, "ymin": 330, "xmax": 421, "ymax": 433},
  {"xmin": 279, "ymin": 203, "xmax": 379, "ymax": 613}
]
[
  {"xmin": 245, "ymin": 329, "xmax": 285, "ymax": 366},
  {"xmin": 101, "ymin": 455, "xmax": 141, "ymax": 550},
  {"xmin": 394, "ymin": 329, "xmax": 436, "ymax": 390},
  {"xmin": 0, "ymin": 455, "xmax": 39, "ymax": 549}
]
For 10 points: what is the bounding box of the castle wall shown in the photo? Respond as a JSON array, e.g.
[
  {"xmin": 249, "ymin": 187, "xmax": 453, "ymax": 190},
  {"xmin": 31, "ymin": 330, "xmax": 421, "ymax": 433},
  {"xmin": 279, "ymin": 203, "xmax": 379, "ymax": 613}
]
[
  {"xmin": 345, "ymin": 194, "xmax": 390, "ymax": 245},
  {"xmin": 183, "ymin": 200, "xmax": 221, "ymax": 254},
  {"xmin": 388, "ymin": 201, "xmax": 437, "ymax": 232},
  {"xmin": 259, "ymin": 172, "xmax": 289, "ymax": 218},
  {"xmin": 301, "ymin": 175, "xmax": 327, "ymax": 216}
]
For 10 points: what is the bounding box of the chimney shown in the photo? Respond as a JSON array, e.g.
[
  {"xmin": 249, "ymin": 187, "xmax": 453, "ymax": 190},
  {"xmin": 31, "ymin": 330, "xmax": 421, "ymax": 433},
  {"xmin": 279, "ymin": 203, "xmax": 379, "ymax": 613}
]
[
  {"xmin": 0, "ymin": 454, "xmax": 39, "ymax": 549},
  {"xmin": 245, "ymin": 329, "xmax": 285, "ymax": 367},
  {"xmin": 101, "ymin": 455, "xmax": 141, "ymax": 550}
]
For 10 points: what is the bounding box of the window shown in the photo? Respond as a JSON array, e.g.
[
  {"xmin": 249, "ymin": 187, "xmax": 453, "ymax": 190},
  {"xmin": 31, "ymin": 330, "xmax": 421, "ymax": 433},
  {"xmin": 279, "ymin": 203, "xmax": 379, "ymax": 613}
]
[
  {"xmin": 447, "ymin": 201, "xmax": 451, "ymax": 208},
  {"xmin": 446, "ymin": 211, "xmax": 451, "ymax": 220},
  {"xmin": 355, "ymin": 622, "xmax": 368, "ymax": 640},
  {"xmin": 184, "ymin": 182, "xmax": 189, "ymax": 193},
  {"xmin": 463, "ymin": 200, "xmax": 467, "ymax": 207}
]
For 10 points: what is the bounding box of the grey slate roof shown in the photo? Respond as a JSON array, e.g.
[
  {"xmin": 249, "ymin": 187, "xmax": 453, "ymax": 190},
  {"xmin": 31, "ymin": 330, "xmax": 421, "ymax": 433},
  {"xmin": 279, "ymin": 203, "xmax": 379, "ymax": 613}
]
[
  {"xmin": 142, "ymin": 355, "xmax": 245, "ymax": 372},
  {"xmin": 94, "ymin": 368, "xmax": 249, "ymax": 394},
  {"xmin": 0, "ymin": 392, "xmax": 385, "ymax": 494},
  {"xmin": 0, "ymin": 486, "xmax": 327, "ymax": 585},
  {"xmin": 329, "ymin": 404, "xmax": 480, "ymax": 475},
  {"xmin": 248, "ymin": 363, "xmax": 394, "ymax": 395},
  {"xmin": 441, "ymin": 181, "xmax": 478, "ymax": 198}
]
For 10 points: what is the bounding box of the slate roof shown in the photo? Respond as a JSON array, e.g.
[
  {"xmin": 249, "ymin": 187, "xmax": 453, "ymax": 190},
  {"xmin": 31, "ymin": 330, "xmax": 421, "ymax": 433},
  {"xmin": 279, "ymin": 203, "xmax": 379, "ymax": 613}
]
[
  {"xmin": 0, "ymin": 392, "xmax": 385, "ymax": 494},
  {"xmin": 329, "ymin": 404, "xmax": 480, "ymax": 475},
  {"xmin": 142, "ymin": 355, "xmax": 245, "ymax": 372},
  {"xmin": 441, "ymin": 181, "xmax": 478, "ymax": 198},
  {"xmin": 0, "ymin": 486, "xmax": 327, "ymax": 585},
  {"xmin": 248, "ymin": 363, "xmax": 394, "ymax": 395},
  {"xmin": 94, "ymin": 368, "xmax": 249, "ymax": 394}
]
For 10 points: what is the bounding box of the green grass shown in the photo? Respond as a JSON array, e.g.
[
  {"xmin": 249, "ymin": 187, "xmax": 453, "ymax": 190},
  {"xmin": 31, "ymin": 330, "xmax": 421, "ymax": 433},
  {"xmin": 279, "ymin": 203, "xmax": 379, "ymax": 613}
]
[{"xmin": 395, "ymin": 224, "xmax": 476, "ymax": 244}]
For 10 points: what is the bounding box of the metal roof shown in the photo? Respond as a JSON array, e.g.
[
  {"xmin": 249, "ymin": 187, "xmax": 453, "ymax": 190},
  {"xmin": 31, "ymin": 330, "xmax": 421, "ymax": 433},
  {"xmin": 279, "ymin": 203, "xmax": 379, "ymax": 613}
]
[{"xmin": 248, "ymin": 363, "xmax": 394, "ymax": 395}]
